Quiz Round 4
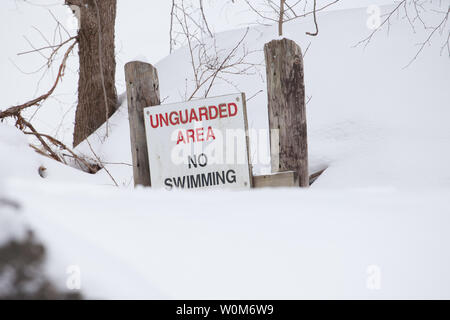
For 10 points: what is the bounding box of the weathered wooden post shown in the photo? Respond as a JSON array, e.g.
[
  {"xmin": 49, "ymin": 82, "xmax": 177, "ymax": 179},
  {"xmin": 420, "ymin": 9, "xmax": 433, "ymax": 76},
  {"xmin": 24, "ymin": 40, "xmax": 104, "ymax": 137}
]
[
  {"xmin": 264, "ymin": 38, "xmax": 308, "ymax": 187},
  {"xmin": 125, "ymin": 61, "xmax": 160, "ymax": 187}
]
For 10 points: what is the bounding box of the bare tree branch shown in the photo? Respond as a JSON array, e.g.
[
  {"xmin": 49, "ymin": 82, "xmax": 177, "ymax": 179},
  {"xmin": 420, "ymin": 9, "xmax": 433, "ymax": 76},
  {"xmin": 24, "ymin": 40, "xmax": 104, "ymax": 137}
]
[
  {"xmin": 355, "ymin": 1, "xmax": 450, "ymax": 66},
  {"xmin": 199, "ymin": 0, "xmax": 213, "ymax": 37},
  {"xmin": 86, "ymin": 138, "xmax": 119, "ymax": 186},
  {"xmin": 279, "ymin": 0, "xmax": 285, "ymax": 36},
  {"xmin": 170, "ymin": 1, "xmax": 261, "ymax": 101},
  {"xmin": 242, "ymin": 0, "xmax": 340, "ymax": 36},
  {"xmin": 306, "ymin": 0, "xmax": 319, "ymax": 36},
  {"xmin": 404, "ymin": 6, "xmax": 449, "ymax": 68},
  {"xmin": 18, "ymin": 115, "xmax": 61, "ymax": 162},
  {"xmin": 0, "ymin": 39, "xmax": 77, "ymax": 119},
  {"xmin": 170, "ymin": 0, "xmax": 176, "ymax": 53}
]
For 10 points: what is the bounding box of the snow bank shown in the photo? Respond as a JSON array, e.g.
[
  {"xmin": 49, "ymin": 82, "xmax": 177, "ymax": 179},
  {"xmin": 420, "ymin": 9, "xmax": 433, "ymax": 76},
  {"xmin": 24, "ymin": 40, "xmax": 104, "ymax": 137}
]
[
  {"xmin": 5, "ymin": 179, "xmax": 450, "ymax": 299},
  {"xmin": 0, "ymin": 123, "xmax": 41, "ymax": 184},
  {"xmin": 73, "ymin": 4, "xmax": 450, "ymax": 188},
  {"xmin": 0, "ymin": 200, "xmax": 26, "ymax": 246},
  {"xmin": 0, "ymin": 4, "xmax": 449, "ymax": 299}
]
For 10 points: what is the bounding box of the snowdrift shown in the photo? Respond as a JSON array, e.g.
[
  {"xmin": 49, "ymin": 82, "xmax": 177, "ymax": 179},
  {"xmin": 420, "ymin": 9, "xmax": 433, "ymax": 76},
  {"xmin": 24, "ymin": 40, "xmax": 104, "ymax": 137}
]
[{"xmin": 1, "ymin": 5, "xmax": 449, "ymax": 298}]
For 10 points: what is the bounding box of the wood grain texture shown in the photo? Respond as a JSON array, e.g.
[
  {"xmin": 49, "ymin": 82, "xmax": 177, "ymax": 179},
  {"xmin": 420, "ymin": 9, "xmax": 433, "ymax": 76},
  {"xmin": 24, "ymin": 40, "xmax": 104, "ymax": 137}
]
[
  {"xmin": 125, "ymin": 61, "xmax": 160, "ymax": 187},
  {"xmin": 253, "ymin": 171, "xmax": 298, "ymax": 188},
  {"xmin": 264, "ymin": 38, "xmax": 308, "ymax": 187}
]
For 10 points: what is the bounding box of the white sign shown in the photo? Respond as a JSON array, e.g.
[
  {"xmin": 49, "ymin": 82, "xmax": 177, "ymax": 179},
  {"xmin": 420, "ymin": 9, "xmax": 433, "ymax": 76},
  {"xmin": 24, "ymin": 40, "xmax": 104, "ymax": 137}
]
[{"xmin": 143, "ymin": 93, "xmax": 252, "ymax": 190}]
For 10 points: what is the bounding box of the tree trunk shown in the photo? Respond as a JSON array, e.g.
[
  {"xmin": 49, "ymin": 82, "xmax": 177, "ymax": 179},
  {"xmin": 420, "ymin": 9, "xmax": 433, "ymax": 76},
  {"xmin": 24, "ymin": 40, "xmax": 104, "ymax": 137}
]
[{"xmin": 67, "ymin": 0, "xmax": 118, "ymax": 147}]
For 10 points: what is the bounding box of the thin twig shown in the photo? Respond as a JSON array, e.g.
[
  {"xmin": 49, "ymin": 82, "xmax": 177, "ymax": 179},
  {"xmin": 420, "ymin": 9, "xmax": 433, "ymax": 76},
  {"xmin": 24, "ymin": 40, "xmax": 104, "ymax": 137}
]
[
  {"xmin": 199, "ymin": 0, "xmax": 213, "ymax": 37},
  {"xmin": 169, "ymin": 0, "xmax": 175, "ymax": 53},
  {"xmin": 0, "ymin": 39, "xmax": 77, "ymax": 119},
  {"xmin": 86, "ymin": 138, "xmax": 119, "ymax": 187},
  {"xmin": 404, "ymin": 6, "xmax": 449, "ymax": 68},
  {"xmin": 246, "ymin": 89, "xmax": 263, "ymax": 102},
  {"xmin": 18, "ymin": 115, "xmax": 61, "ymax": 162},
  {"xmin": 24, "ymin": 130, "xmax": 99, "ymax": 173},
  {"xmin": 17, "ymin": 36, "xmax": 76, "ymax": 56},
  {"xmin": 279, "ymin": 0, "xmax": 285, "ymax": 36},
  {"xmin": 354, "ymin": 0, "xmax": 406, "ymax": 48},
  {"xmin": 306, "ymin": 0, "xmax": 319, "ymax": 36}
]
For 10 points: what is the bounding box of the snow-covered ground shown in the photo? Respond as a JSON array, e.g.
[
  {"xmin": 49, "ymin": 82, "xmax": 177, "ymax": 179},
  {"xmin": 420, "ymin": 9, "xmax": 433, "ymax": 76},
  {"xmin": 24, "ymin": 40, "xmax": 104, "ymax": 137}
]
[{"xmin": 1, "ymin": 2, "xmax": 449, "ymax": 299}]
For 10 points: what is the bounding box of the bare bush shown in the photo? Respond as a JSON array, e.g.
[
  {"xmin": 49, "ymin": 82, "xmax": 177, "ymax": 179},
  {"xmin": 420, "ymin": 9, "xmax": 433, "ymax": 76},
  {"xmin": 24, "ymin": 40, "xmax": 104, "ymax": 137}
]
[
  {"xmin": 355, "ymin": 1, "xmax": 450, "ymax": 67},
  {"xmin": 0, "ymin": 11, "xmax": 101, "ymax": 175},
  {"xmin": 170, "ymin": 0, "xmax": 262, "ymax": 101},
  {"xmin": 242, "ymin": 0, "xmax": 340, "ymax": 36}
]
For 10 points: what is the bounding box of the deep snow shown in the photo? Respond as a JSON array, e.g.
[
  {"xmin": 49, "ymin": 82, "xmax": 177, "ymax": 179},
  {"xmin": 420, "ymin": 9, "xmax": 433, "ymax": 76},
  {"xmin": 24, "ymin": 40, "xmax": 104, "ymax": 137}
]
[{"xmin": 1, "ymin": 2, "xmax": 450, "ymax": 298}]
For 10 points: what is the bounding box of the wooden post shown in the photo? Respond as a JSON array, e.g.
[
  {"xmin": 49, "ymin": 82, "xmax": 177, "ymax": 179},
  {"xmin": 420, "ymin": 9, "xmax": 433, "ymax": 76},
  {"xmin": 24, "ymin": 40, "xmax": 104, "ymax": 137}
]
[
  {"xmin": 264, "ymin": 38, "xmax": 308, "ymax": 187},
  {"xmin": 125, "ymin": 61, "xmax": 160, "ymax": 187}
]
